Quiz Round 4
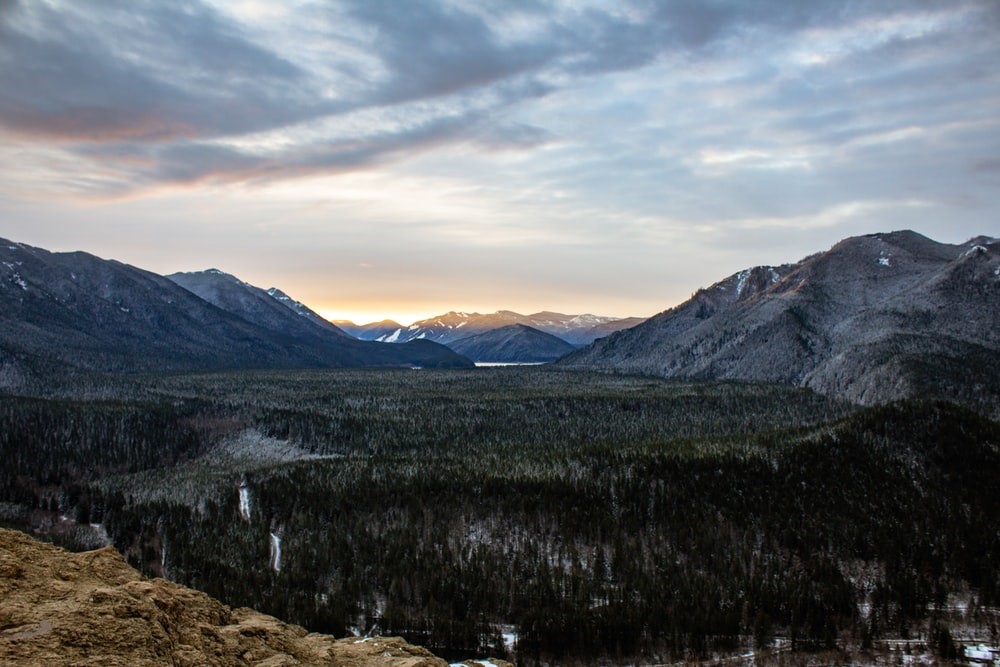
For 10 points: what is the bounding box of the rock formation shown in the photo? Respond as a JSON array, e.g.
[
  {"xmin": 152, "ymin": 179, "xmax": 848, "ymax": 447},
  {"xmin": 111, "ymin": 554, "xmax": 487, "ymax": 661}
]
[{"xmin": 0, "ymin": 528, "xmax": 509, "ymax": 667}]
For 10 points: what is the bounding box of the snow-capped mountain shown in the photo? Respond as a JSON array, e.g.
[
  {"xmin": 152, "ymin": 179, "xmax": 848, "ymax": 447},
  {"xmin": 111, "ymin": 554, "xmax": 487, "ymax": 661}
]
[
  {"xmin": 340, "ymin": 310, "xmax": 644, "ymax": 346},
  {"xmin": 333, "ymin": 319, "xmax": 404, "ymax": 341}
]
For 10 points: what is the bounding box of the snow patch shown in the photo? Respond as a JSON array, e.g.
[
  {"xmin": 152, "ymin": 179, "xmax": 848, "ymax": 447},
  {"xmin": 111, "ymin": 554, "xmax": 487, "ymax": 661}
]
[
  {"xmin": 6, "ymin": 265, "xmax": 28, "ymax": 290},
  {"xmin": 735, "ymin": 269, "xmax": 750, "ymax": 295},
  {"xmin": 88, "ymin": 523, "xmax": 111, "ymax": 547},
  {"xmin": 209, "ymin": 429, "xmax": 341, "ymax": 465},
  {"xmin": 878, "ymin": 252, "xmax": 892, "ymax": 267},
  {"xmin": 964, "ymin": 644, "xmax": 995, "ymax": 661},
  {"xmin": 963, "ymin": 244, "xmax": 988, "ymax": 257},
  {"xmin": 269, "ymin": 532, "xmax": 282, "ymax": 572},
  {"xmin": 383, "ymin": 329, "xmax": 402, "ymax": 343},
  {"xmin": 238, "ymin": 482, "xmax": 251, "ymax": 522}
]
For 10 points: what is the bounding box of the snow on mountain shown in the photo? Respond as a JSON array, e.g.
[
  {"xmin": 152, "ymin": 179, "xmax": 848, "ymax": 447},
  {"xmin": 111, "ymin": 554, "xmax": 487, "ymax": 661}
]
[
  {"xmin": 339, "ymin": 310, "xmax": 645, "ymax": 346},
  {"xmin": 265, "ymin": 287, "xmax": 350, "ymax": 337}
]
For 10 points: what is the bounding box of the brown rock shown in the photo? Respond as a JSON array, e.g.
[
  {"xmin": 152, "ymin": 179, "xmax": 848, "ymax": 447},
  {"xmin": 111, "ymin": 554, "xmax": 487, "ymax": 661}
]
[{"xmin": 0, "ymin": 528, "xmax": 460, "ymax": 666}]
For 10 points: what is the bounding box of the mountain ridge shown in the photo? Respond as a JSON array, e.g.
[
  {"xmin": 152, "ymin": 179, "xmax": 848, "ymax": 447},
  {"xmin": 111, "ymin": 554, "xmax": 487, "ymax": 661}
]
[
  {"xmin": 0, "ymin": 238, "xmax": 472, "ymax": 380},
  {"xmin": 561, "ymin": 230, "xmax": 1000, "ymax": 414},
  {"xmin": 168, "ymin": 269, "xmax": 352, "ymax": 341},
  {"xmin": 447, "ymin": 323, "xmax": 578, "ymax": 363},
  {"xmin": 340, "ymin": 310, "xmax": 644, "ymax": 346}
]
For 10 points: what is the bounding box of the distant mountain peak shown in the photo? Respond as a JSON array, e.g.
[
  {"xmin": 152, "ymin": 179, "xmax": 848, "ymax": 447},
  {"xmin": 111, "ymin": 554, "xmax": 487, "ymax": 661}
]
[
  {"xmin": 186, "ymin": 267, "xmax": 243, "ymax": 282},
  {"xmin": 337, "ymin": 309, "xmax": 645, "ymax": 347},
  {"xmin": 448, "ymin": 323, "xmax": 577, "ymax": 363}
]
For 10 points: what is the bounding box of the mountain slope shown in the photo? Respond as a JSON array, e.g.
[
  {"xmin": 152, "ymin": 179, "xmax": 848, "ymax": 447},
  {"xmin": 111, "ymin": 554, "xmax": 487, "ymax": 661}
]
[
  {"xmin": 168, "ymin": 270, "xmax": 471, "ymax": 370},
  {"xmin": 334, "ymin": 319, "xmax": 404, "ymax": 341},
  {"xmin": 0, "ymin": 239, "xmax": 472, "ymax": 377},
  {"xmin": 344, "ymin": 310, "xmax": 643, "ymax": 346},
  {"xmin": 562, "ymin": 231, "xmax": 1000, "ymax": 412},
  {"xmin": 267, "ymin": 287, "xmax": 352, "ymax": 337},
  {"xmin": 0, "ymin": 527, "xmax": 483, "ymax": 667},
  {"xmin": 447, "ymin": 323, "xmax": 577, "ymax": 363},
  {"xmin": 167, "ymin": 269, "xmax": 349, "ymax": 340}
]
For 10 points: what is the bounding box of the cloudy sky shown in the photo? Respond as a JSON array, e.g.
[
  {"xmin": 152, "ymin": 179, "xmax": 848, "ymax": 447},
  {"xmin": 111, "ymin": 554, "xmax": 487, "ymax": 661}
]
[{"xmin": 1, "ymin": 0, "xmax": 998, "ymax": 323}]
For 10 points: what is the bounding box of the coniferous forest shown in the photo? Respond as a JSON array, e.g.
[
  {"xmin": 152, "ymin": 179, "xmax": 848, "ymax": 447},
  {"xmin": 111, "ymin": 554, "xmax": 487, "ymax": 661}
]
[{"xmin": 2, "ymin": 367, "xmax": 999, "ymax": 664}]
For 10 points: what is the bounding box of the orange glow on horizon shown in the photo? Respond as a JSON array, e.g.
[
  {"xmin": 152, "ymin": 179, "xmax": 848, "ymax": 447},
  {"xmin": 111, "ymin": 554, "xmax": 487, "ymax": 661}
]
[{"xmin": 315, "ymin": 308, "xmax": 440, "ymax": 327}]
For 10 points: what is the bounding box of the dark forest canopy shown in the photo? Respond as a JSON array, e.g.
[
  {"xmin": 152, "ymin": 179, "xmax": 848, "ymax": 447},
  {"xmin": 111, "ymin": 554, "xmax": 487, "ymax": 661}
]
[{"xmin": 2, "ymin": 368, "xmax": 998, "ymax": 664}]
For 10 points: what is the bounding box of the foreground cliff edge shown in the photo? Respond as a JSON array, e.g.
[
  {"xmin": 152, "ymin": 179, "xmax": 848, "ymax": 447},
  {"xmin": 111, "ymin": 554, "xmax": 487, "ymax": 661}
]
[{"xmin": 0, "ymin": 528, "xmax": 510, "ymax": 667}]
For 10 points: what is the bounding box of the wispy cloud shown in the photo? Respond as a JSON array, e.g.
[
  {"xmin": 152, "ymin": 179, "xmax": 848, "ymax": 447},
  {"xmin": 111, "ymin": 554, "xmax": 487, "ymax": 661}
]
[{"xmin": 2, "ymin": 0, "xmax": 997, "ymax": 197}]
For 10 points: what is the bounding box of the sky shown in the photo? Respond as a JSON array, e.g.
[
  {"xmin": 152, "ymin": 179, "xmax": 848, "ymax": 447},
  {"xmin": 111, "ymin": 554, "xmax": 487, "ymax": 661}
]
[{"xmin": 1, "ymin": 0, "xmax": 998, "ymax": 325}]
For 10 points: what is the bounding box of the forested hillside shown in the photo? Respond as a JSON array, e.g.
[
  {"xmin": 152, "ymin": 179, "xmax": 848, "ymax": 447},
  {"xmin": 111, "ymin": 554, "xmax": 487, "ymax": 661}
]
[{"xmin": 2, "ymin": 368, "xmax": 997, "ymax": 664}]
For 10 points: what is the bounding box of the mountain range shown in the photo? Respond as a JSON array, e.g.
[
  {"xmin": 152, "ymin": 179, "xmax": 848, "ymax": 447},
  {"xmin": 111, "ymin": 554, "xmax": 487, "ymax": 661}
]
[
  {"xmin": 336, "ymin": 311, "xmax": 644, "ymax": 346},
  {"xmin": 3, "ymin": 230, "xmax": 996, "ymax": 406},
  {"xmin": 562, "ymin": 230, "xmax": 1000, "ymax": 414},
  {"xmin": 0, "ymin": 239, "xmax": 472, "ymax": 384}
]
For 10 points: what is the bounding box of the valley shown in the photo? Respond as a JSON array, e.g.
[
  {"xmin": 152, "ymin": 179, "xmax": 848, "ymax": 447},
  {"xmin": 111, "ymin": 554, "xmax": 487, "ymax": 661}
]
[
  {"xmin": 2, "ymin": 367, "xmax": 998, "ymax": 665},
  {"xmin": 2, "ymin": 231, "xmax": 999, "ymax": 665}
]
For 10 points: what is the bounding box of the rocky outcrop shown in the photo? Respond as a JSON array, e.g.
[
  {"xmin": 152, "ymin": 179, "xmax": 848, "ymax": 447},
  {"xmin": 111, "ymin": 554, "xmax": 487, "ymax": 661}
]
[{"xmin": 0, "ymin": 528, "xmax": 508, "ymax": 667}]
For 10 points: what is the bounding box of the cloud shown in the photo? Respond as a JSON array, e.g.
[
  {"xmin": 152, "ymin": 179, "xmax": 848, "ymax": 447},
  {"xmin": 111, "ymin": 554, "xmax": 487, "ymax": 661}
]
[
  {"xmin": 71, "ymin": 108, "xmax": 522, "ymax": 191},
  {"xmin": 971, "ymin": 157, "xmax": 1000, "ymax": 174},
  {"xmin": 0, "ymin": 0, "xmax": 318, "ymax": 145},
  {"xmin": 0, "ymin": 0, "xmax": 998, "ymax": 208},
  {"xmin": 340, "ymin": 1, "xmax": 559, "ymax": 104}
]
